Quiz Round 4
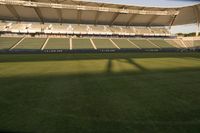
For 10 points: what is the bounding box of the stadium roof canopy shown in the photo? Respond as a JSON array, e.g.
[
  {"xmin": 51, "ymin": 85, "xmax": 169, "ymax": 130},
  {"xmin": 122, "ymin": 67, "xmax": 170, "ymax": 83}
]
[{"xmin": 0, "ymin": 0, "xmax": 199, "ymax": 27}]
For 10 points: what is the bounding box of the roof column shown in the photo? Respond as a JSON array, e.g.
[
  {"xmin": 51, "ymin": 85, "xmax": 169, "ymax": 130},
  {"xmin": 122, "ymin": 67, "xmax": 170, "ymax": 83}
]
[
  {"xmin": 193, "ymin": 5, "xmax": 200, "ymax": 36},
  {"xmin": 196, "ymin": 22, "xmax": 199, "ymax": 37}
]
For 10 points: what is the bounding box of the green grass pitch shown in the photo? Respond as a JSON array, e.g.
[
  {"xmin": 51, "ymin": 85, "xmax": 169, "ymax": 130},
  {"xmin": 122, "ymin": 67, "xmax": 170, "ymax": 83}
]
[{"xmin": 0, "ymin": 52, "xmax": 200, "ymax": 133}]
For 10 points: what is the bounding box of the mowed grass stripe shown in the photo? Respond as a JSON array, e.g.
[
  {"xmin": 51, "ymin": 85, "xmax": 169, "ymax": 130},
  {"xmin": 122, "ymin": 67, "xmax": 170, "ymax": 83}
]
[
  {"xmin": 44, "ymin": 38, "xmax": 70, "ymax": 49},
  {"xmin": 14, "ymin": 38, "xmax": 46, "ymax": 50},
  {"xmin": 0, "ymin": 37, "xmax": 22, "ymax": 50},
  {"xmin": 92, "ymin": 39, "xmax": 117, "ymax": 49},
  {"xmin": 112, "ymin": 39, "xmax": 138, "ymax": 49},
  {"xmin": 72, "ymin": 38, "xmax": 94, "ymax": 49}
]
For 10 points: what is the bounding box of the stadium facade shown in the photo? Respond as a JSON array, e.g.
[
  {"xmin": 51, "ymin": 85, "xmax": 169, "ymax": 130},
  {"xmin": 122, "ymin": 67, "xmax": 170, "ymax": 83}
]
[{"xmin": 0, "ymin": 0, "xmax": 199, "ymax": 53}]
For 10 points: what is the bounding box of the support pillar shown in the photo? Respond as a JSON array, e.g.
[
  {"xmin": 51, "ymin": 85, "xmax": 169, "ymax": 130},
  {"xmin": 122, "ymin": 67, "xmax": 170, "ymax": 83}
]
[{"xmin": 196, "ymin": 22, "xmax": 199, "ymax": 36}]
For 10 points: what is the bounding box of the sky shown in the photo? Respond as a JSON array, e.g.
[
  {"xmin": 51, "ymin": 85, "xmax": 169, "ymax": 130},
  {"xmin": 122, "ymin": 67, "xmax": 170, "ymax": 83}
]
[
  {"xmin": 87, "ymin": 0, "xmax": 200, "ymax": 34},
  {"xmin": 89, "ymin": 0, "xmax": 199, "ymax": 7}
]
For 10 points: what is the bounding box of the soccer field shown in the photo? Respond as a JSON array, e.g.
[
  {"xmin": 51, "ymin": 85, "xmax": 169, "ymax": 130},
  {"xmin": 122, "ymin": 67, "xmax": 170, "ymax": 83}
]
[{"xmin": 0, "ymin": 53, "xmax": 200, "ymax": 133}]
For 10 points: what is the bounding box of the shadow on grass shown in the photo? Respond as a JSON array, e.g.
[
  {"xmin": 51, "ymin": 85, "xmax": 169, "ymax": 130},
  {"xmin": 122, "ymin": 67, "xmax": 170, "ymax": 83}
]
[
  {"xmin": 107, "ymin": 58, "xmax": 147, "ymax": 73},
  {"xmin": 1, "ymin": 53, "xmax": 200, "ymax": 133},
  {"xmin": 0, "ymin": 52, "xmax": 200, "ymax": 63},
  {"xmin": 0, "ymin": 67, "xmax": 200, "ymax": 133},
  {"xmin": 126, "ymin": 58, "xmax": 147, "ymax": 71}
]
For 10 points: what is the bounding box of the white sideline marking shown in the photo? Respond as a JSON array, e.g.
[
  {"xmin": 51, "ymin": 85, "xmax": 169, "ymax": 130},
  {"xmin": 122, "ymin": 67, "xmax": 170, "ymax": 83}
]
[
  {"xmin": 90, "ymin": 39, "xmax": 97, "ymax": 50},
  {"xmin": 146, "ymin": 39, "xmax": 160, "ymax": 48},
  {"xmin": 127, "ymin": 39, "xmax": 141, "ymax": 49},
  {"xmin": 41, "ymin": 37, "xmax": 49, "ymax": 50},
  {"xmin": 10, "ymin": 36, "xmax": 26, "ymax": 50},
  {"xmin": 70, "ymin": 38, "xmax": 72, "ymax": 50},
  {"xmin": 109, "ymin": 39, "xmax": 120, "ymax": 49}
]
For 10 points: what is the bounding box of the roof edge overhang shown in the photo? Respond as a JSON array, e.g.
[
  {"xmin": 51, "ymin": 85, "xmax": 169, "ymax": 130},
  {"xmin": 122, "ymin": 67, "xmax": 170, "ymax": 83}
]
[{"xmin": 0, "ymin": 0, "xmax": 179, "ymax": 16}]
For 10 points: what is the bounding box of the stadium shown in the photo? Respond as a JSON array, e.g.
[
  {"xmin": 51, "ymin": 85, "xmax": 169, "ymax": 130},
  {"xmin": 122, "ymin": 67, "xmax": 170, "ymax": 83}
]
[{"xmin": 0, "ymin": 0, "xmax": 200, "ymax": 133}]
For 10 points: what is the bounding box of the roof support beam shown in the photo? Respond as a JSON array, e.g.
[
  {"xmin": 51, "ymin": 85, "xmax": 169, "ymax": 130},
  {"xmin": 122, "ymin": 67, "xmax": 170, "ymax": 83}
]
[
  {"xmin": 126, "ymin": 14, "xmax": 137, "ymax": 26},
  {"xmin": 110, "ymin": 13, "xmax": 120, "ymax": 26},
  {"xmin": 147, "ymin": 9, "xmax": 166, "ymax": 26},
  {"xmin": 77, "ymin": 10, "xmax": 82, "ymax": 24},
  {"xmin": 77, "ymin": 2, "xmax": 82, "ymax": 24},
  {"xmin": 95, "ymin": 4, "xmax": 104, "ymax": 25},
  {"xmin": 55, "ymin": 0, "xmax": 63, "ymax": 23},
  {"xmin": 168, "ymin": 8, "xmax": 179, "ymax": 29},
  {"xmin": 6, "ymin": 5, "xmax": 20, "ymax": 21},
  {"xmin": 95, "ymin": 11, "xmax": 100, "ymax": 25},
  {"xmin": 168, "ymin": 15, "xmax": 177, "ymax": 29},
  {"xmin": 31, "ymin": 0, "xmax": 44, "ymax": 23},
  {"xmin": 126, "ymin": 7, "xmax": 145, "ymax": 26},
  {"xmin": 56, "ymin": 9, "xmax": 62, "ymax": 23},
  {"xmin": 147, "ymin": 15, "xmax": 159, "ymax": 26},
  {"xmin": 110, "ymin": 6, "xmax": 125, "ymax": 26},
  {"xmin": 33, "ymin": 8, "xmax": 44, "ymax": 23}
]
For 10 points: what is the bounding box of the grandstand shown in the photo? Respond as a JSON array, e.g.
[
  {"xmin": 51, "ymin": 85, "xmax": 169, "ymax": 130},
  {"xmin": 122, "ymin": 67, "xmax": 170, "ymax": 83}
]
[
  {"xmin": 1, "ymin": 37, "xmax": 194, "ymax": 52},
  {"xmin": 0, "ymin": 0, "xmax": 199, "ymax": 53},
  {"xmin": 0, "ymin": 36, "xmax": 198, "ymax": 52},
  {"xmin": 0, "ymin": 21, "xmax": 172, "ymax": 36}
]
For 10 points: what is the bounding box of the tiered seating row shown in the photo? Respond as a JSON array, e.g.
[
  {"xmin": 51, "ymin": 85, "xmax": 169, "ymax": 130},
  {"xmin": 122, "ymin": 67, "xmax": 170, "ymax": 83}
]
[
  {"xmin": 1, "ymin": 37, "xmax": 198, "ymax": 51},
  {"xmin": 112, "ymin": 39, "xmax": 137, "ymax": 49},
  {"xmin": 194, "ymin": 40, "xmax": 200, "ymax": 47},
  {"xmin": 72, "ymin": 39, "xmax": 94, "ymax": 50},
  {"xmin": 0, "ymin": 23, "xmax": 7, "ymax": 31},
  {"xmin": 15, "ymin": 38, "xmax": 46, "ymax": 50},
  {"xmin": 92, "ymin": 39, "xmax": 117, "ymax": 49},
  {"xmin": 44, "ymin": 38, "xmax": 70, "ymax": 50},
  {"xmin": 1, "ymin": 21, "xmax": 171, "ymax": 37},
  {"xmin": 129, "ymin": 39, "xmax": 157, "ymax": 49},
  {"xmin": 0, "ymin": 37, "xmax": 22, "ymax": 50},
  {"xmin": 149, "ymin": 39, "xmax": 174, "ymax": 48}
]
